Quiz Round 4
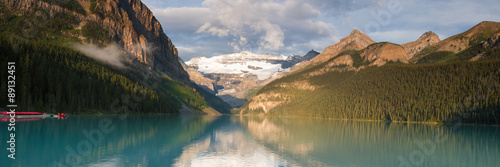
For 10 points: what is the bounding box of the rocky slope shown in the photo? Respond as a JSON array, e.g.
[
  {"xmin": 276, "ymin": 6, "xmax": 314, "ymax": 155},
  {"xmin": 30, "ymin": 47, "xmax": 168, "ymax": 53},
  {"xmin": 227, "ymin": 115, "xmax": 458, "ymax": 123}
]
[
  {"xmin": 362, "ymin": 42, "xmax": 409, "ymax": 66},
  {"xmin": 293, "ymin": 29, "xmax": 375, "ymax": 71},
  {"xmin": 481, "ymin": 32, "xmax": 500, "ymax": 49},
  {"xmin": 438, "ymin": 21, "xmax": 500, "ymax": 52},
  {"xmin": 179, "ymin": 58, "xmax": 217, "ymax": 94},
  {"xmin": 411, "ymin": 21, "xmax": 500, "ymax": 62},
  {"xmin": 402, "ymin": 31, "xmax": 440, "ymax": 59},
  {"xmin": 1, "ymin": 0, "xmax": 189, "ymax": 82}
]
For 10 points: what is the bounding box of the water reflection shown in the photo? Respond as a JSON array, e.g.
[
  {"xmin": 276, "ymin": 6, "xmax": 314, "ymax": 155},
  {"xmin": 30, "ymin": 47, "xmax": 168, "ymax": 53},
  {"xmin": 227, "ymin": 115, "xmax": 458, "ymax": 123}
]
[
  {"xmin": 0, "ymin": 115, "xmax": 498, "ymax": 167},
  {"xmin": 173, "ymin": 117, "xmax": 295, "ymax": 166},
  {"xmin": 239, "ymin": 116, "xmax": 500, "ymax": 167}
]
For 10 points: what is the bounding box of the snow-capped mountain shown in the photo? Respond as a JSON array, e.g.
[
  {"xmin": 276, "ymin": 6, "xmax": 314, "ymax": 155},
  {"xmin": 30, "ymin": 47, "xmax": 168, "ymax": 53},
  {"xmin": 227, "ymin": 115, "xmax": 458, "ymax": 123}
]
[
  {"xmin": 184, "ymin": 51, "xmax": 319, "ymax": 107},
  {"xmin": 186, "ymin": 51, "xmax": 288, "ymax": 80}
]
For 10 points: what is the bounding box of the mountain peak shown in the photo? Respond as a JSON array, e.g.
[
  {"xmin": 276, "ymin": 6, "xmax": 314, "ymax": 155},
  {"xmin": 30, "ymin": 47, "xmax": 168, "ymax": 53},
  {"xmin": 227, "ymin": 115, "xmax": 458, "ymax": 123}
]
[
  {"xmin": 402, "ymin": 31, "xmax": 440, "ymax": 59},
  {"xmin": 299, "ymin": 29, "xmax": 374, "ymax": 66},
  {"xmin": 344, "ymin": 29, "xmax": 372, "ymax": 42},
  {"xmin": 350, "ymin": 29, "xmax": 364, "ymax": 36},
  {"xmin": 418, "ymin": 31, "xmax": 438, "ymax": 40},
  {"xmin": 303, "ymin": 49, "xmax": 320, "ymax": 61}
]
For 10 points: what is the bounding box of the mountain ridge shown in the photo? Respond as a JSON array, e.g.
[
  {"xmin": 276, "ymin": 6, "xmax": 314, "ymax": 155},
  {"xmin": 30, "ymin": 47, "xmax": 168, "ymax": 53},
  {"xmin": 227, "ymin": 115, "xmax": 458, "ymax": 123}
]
[
  {"xmin": 238, "ymin": 21, "xmax": 500, "ymax": 124},
  {"xmin": 411, "ymin": 21, "xmax": 500, "ymax": 62}
]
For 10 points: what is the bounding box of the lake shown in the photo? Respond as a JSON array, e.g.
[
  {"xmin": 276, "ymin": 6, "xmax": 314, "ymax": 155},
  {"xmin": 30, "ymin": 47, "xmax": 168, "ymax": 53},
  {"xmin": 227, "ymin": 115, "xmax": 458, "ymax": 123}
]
[{"xmin": 1, "ymin": 115, "xmax": 499, "ymax": 167}]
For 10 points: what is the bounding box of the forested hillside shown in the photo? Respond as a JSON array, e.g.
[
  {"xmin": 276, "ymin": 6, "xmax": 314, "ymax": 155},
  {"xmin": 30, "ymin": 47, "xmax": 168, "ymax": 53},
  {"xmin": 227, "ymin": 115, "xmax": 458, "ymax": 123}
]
[
  {"xmin": 0, "ymin": 33, "xmax": 221, "ymax": 114},
  {"xmin": 240, "ymin": 22, "xmax": 500, "ymax": 124},
  {"xmin": 0, "ymin": 0, "xmax": 232, "ymax": 114},
  {"xmin": 241, "ymin": 59, "xmax": 500, "ymax": 124}
]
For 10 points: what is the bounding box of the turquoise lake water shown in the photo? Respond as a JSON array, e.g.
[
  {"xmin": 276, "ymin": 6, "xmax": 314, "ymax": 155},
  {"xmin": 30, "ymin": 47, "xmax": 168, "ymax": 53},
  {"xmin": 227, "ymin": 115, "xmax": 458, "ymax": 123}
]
[{"xmin": 1, "ymin": 115, "xmax": 499, "ymax": 167}]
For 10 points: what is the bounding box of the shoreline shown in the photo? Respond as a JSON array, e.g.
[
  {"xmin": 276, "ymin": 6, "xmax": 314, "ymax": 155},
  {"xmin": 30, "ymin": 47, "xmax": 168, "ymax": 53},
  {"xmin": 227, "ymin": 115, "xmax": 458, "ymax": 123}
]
[{"xmin": 232, "ymin": 114, "xmax": 500, "ymax": 127}]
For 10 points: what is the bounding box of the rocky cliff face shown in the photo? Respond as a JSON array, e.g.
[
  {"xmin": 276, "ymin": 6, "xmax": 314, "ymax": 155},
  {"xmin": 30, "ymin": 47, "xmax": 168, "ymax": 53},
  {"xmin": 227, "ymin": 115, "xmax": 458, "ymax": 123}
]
[
  {"xmin": 179, "ymin": 58, "xmax": 217, "ymax": 94},
  {"xmin": 402, "ymin": 31, "xmax": 440, "ymax": 59},
  {"xmin": 2, "ymin": 0, "xmax": 189, "ymax": 82}
]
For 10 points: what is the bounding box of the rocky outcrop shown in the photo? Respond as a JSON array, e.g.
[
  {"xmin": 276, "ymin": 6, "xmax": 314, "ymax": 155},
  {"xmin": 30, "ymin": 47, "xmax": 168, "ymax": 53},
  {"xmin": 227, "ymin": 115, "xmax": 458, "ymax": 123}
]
[
  {"xmin": 361, "ymin": 42, "xmax": 408, "ymax": 66},
  {"xmin": 327, "ymin": 55, "xmax": 353, "ymax": 67},
  {"xmin": 437, "ymin": 21, "xmax": 500, "ymax": 52},
  {"xmin": 277, "ymin": 80, "xmax": 316, "ymax": 91},
  {"xmin": 179, "ymin": 58, "xmax": 217, "ymax": 94},
  {"xmin": 481, "ymin": 32, "xmax": 500, "ymax": 49},
  {"xmin": 1, "ymin": 0, "xmax": 189, "ymax": 82},
  {"xmin": 247, "ymin": 93, "xmax": 292, "ymax": 113},
  {"xmin": 402, "ymin": 31, "xmax": 440, "ymax": 59},
  {"xmin": 280, "ymin": 50, "xmax": 320, "ymax": 69}
]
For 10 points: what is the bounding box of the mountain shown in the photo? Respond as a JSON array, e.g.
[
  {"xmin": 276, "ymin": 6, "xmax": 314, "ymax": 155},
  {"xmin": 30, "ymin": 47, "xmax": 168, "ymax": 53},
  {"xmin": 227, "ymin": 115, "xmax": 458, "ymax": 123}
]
[
  {"xmin": 402, "ymin": 31, "xmax": 441, "ymax": 59},
  {"xmin": 185, "ymin": 52, "xmax": 287, "ymax": 107},
  {"xmin": 239, "ymin": 21, "xmax": 500, "ymax": 124},
  {"xmin": 280, "ymin": 50, "xmax": 320, "ymax": 69},
  {"xmin": 293, "ymin": 29, "xmax": 375, "ymax": 71},
  {"xmin": 184, "ymin": 50, "xmax": 320, "ymax": 107},
  {"xmin": 303, "ymin": 49, "xmax": 321, "ymax": 60},
  {"xmin": 411, "ymin": 21, "xmax": 500, "ymax": 62},
  {"xmin": 1, "ymin": 0, "xmax": 189, "ymax": 82},
  {"xmin": 0, "ymin": 0, "xmax": 227, "ymax": 114}
]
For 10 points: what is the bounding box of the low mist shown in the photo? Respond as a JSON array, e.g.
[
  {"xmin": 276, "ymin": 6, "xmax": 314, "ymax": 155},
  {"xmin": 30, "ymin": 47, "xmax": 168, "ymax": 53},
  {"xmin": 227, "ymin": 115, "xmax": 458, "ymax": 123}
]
[{"xmin": 72, "ymin": 43, "xmax": 127, "ymax": 68}]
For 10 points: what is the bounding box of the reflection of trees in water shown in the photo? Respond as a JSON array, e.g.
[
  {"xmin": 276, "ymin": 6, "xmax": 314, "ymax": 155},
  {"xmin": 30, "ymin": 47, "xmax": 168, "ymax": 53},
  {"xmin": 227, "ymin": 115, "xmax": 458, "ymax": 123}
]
[
  {"xmin": 7, "ymin": 115, "xmax": 219, "ymax": 167},
  {"xmin": 239, "ymin": 116, "xmax": 500, "ymax": 167},
  {"xmin": 6, "ymin": 116, "xmax": 499, "ymax": 167}
]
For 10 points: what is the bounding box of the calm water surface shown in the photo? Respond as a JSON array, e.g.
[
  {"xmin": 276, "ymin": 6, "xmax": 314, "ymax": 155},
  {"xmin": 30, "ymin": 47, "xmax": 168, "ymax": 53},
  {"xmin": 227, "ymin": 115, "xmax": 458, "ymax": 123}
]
[{"xmin": 1, "ymin": 115, "xmax": 499, "ymax": 167}]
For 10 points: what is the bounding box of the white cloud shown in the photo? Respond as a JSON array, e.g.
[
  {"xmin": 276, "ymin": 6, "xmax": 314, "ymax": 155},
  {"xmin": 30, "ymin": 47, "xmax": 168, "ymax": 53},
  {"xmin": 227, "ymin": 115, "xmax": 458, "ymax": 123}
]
[
  {"xmin": 72, "ymin": 43, "xmax": 127, "ymax": 68},
  {"xmin": 151, "ymin": 0, "xmax": 336, "ymax": 53},
  {"xmin": 144, "ymin": 0, "xmax": 500, "ymax": 60}
]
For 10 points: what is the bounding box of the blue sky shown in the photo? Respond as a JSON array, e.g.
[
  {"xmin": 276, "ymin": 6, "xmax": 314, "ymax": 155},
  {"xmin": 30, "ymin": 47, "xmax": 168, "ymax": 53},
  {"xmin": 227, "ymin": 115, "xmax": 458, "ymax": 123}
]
[{"xmin": 141, "ymin": 0, "xmax": 500, "ymax": 60}]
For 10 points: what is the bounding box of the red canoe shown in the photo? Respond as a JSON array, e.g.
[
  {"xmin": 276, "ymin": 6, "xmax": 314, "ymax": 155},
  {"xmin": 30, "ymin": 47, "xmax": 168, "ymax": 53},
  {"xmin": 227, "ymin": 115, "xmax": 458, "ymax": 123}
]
[{"xmin": 0, "ymin": 112, "xmax": 44, "ymax": 115}]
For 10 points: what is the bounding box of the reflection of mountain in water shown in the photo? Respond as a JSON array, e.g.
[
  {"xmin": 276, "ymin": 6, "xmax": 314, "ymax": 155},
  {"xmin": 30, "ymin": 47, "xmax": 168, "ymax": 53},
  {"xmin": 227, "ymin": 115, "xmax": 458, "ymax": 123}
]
[
  {"xmin": 2, "ymin": 116, "xmax": 499, "ymax": 167},
  {"xmin": 173, "ymin": 116, "xmax": 298, "ymax": 167}
]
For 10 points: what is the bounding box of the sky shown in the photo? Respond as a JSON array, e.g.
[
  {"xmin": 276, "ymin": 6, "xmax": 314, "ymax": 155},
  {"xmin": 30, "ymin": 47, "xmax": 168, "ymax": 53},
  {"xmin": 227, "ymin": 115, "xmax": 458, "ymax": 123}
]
[{"xmin": 141, "ymin": 0, "xmax": 500, "ymax": 61}]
